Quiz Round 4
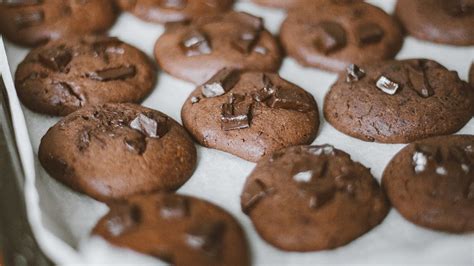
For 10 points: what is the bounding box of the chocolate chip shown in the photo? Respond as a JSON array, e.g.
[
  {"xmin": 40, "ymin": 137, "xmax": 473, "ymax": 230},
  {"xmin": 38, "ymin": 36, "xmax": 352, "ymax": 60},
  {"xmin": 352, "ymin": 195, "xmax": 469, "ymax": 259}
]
[
  {"xmin": 124, "ymin": 133, "xmax": 147, "ymax": 155},
  {"xmin": 308, "ymin": 145, "xmax": 335, "ymax": 156},
  {"xmin": 191, "ymin": 96, "xmax": 200, "ymax": 104},
  {"xmin": 253, "ymin": 74, "xmax": 276, "ymax": 102},
  {"xmin": 129, "ymin": 113, "xmax": 165, "ymax": 138},
  {"xmin": 314, "ymin": 21, "xmax": 346, "ymax": 54},
  {"xmin": 406, "ymin": 62, "xmax": 434, "ymax": 98},
  {"xmin": 38, "ymin": 48, "xmax": 72, "ymax": 72},
  {"xmin": 185, "ymin": 221, "xmax": 226, "ymax": 257},
  {"xmin": 159, "ymin": 0, "xmax": 187, "ymax": 9},
  {"xmin": 241, "ymin": 179, "xmax": 274, "ymax": 214},
  {"xmin": 443, "ymin": 0, "xmax": 474, "ymax": 16},
  {"xmin": 376, "ymin": 76, "xmax": 399, "ymax": 95},
  {"xmin": 221, "ymin": 94, "xmax": 252, "ymax": 131},
  {"xmin": 92, "ymin": 36, "xmax": 123, "ymax": 55},
  {"xmin": 308, "ymin": 187, "xmax": 335, "ymax": 209},
  {"xmin": 267, "ymin": 87, "xmax": 312, "ymax": 112},
  {"xmin": 106, "ymin": 204, "xmax": 142, "ymax": 237},
  {"xmin": 1, "ymin": 0, "xmax": 42, "ymax": 6},
  {"xmin": 14, "ymin": 9, "xmax": 44, "ymax": 29},
  {"xmin": 232, "ymin": 30, "xmax": 260, "ymax": 54},
  {"xmin": 181, "ymin": 29, "xmax": 212, "ymax": 57},
  {"xmin": 77, "ymin": 130, "xmax": 90, "ymax": 152},
  {"xmin": 160, "ymin": 196, "xmax": 189, "ymax": 219},
  {"xmin": 88, "ymin": 66, "xmax": 136, "ymax": 82},
  {"xmin": 346, "ymin": 64, "xmax": 365, "ymax": 83},
  {"xmin": 356, "ymin": 22, "xmax": 384, "ymax": 46},
  {"xmin": 201, "ymin": 68, "xmax": 240, "ymax": 98},
  {"xmin": 52, "ymin": 82, "xmax": 84, "ymax": 106},
  {"xmin": 228, "ymin": 12, "xmax": 263, "ymax": 31}
]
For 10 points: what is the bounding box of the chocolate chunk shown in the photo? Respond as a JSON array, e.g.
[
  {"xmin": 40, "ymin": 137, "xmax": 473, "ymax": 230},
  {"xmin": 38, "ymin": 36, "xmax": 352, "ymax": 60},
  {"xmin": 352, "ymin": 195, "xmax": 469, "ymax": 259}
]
[
  {"xmin": 191, "ymin": 96, "xmax": 200, "ymax": 104},
  {"xmin": 356, "ymin": 23, "xmax": 384, "ymax": 46},
  {"xmin": 241, "ymin": 179, "xmax": 274, "ymax": 214},
  {"xmin": 1, "ymin": 0, "xmax": 42, "ymax": 6},
  {"xmin": 181, "ymin": 29, "xmax": 212, "ymax": 57},
  {"xmin": 88, "ymin": 66, "xmax": 136, "ymax": 81},
  {"xmin": 124, "ymin": 133, "xmax": 147, "ymax": 155},
  {"xmin": 106, "ymin": 204, "xmax": 142, "ymax": 237},
  {"xmin": 376, "ymin": 76, "xmax": 399, "ymax": 95},
  {"xmin": 406, "ymin": 63, "xmax": 434, "ymax": 98},
  {"xmin": 14, "ymin": 9, "xmax": 44, "ymax": 29},
  {"xmin": 77, "ymin": 130, "xmax": 90, "ymax": 152},
  {"xmin": 38, "ymin": 48, "xmax": 72, "ymax": 72},
  {"xmin": 232, "ymin": 30, "xmax": 260, "ymax": 54},
  {"xmin": 159, "ymin": 0, "xmax": 187, "ymax": 9},
  {"xmin": 160, "ymin": 196, "xmax": 189, "ymax": 219},
  {"xmin": 228, "ymin": 12, "xmax": 263, "ymax": 31},
  {"xmin": 346, "ymin": 64, "xmax": 366, "ymax": 83},
  {"xmin": 253, "ymin": 74, "xmax": 276, "ymax": 102},
  {"xmin": 267, "ymin": 88, "xmax": 312, "ymax": 112},
  {"xmin": 185, "ymin": 221, "xmax": 226, "ymax": 257},
  {"xmin": 449, "ymin": 146, "xmax": 470, "ymax": 164},
  {"xmin": 129, "ymin": 113, "xmax": 163, "ymax": 138},
  {"xmin": 52, "ymin": 82, "xmax": 84, "ymax": 106},
  {"xmin": 92, "ymin": 36, "xmax": 123, "ymax": 55},
  {"xmin": 201, "ymin": 68, "xmax": 240, "ymax": 98},
  {"xmin": 221, "ymin": 94, "xmax": 252, "ymax": 131},
  {"xmin": 314, "ymin": 21, "xmax": 347, "ymax": 54}
]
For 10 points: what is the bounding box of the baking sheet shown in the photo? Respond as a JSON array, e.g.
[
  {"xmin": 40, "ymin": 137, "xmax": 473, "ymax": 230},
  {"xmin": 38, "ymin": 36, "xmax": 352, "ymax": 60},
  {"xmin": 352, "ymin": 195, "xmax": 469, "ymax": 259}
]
[{"xmin": 3, "ymin": 0, "xmax": 474, "ymax": 264}]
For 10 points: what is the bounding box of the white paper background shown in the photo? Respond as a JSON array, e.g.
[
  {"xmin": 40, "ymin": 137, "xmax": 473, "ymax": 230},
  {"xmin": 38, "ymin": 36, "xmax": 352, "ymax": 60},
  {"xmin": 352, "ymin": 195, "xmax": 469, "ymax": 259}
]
[{"xmin": 3, "ymin": 0, "xmax": 474, "ymax": 265}]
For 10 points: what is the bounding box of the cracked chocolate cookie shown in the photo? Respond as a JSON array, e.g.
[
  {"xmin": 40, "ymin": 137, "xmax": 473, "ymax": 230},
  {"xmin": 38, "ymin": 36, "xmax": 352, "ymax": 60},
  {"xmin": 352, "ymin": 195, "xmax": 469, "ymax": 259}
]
[
  {"xmin": 154, "ymin": 11, "xmax": 282, "ymax": 84},
  {"xmin": 15, "ymin": 36, "xmax": 155, "ymax": 116},
  {"xmin": 382, "ymin": 135, "xmax": 474, "ymax": 233},
  {"xmin": 116, "ymin": 0, "xmax": 234, "ymax": 24},
  {"xmin": 181, "ymin": 70, "xmax": 319, "ymax": 162},
  {"xmin": 93, "ymin": 193, "xmax": 251, "ymax": 266},
  {"xmin": 324, "ymin": 59, "xmax": 474, "ymax": 143},
  {"xmin": 38, "ymin": 103, "xmax": 196, "ymax": 202},
  {"xmin": 396, "ymin": 0, "xmax": 474, "ymax": 46},
  {"xmin": 280, "ymin": 0, "xmax": 403, "ymax": 72},
  {"xmin": 0, "ymin": 0, "xmax": 118, "ymax": 47},
  {"xmin": 241, "ymin": 145, "xmax": 389, "ymax": 251}
]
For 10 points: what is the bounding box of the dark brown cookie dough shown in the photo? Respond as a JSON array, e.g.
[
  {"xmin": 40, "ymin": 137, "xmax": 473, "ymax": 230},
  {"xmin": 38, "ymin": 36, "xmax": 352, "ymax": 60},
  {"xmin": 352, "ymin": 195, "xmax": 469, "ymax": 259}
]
[
  {"xmin": 38, "ymin": 103, "xmax": 196, "ymax": 202},
  {"xmin": 241, "ymin": 145, "xmax": 389, "ymax": 251},
  {"xmin": 15, "ymin": 36, "xmax": 155, "ymax": 116},
  {"xmin": 382, "ymin": 135, "xmax": 474, "ymax": 233},
  {"xmin": 93, "ymin": 193, "xmax": 250, "ymax": 266},
  {"xmin": 324, "ymin": 59, "xmax": 474, "ymax": 143},
  {"xmin": 116, "ymin": 0, "xmax": 234, "ymax": 24},
  {"xmin": 154, "ymin": 11, "xmax": 282, "ymax": 84},
  {"xmin": 181, "ymin": 70, "xmax": 319, "ymax": 162},
  {"xmin": 280, "ymin": 1, "xmax": 403, "ymax": 72},
  {"xmin": 396, "ymin": 0, "xmax": 474, "ymax": 46},
  {"xmin": 0, "ymin": 0, "xmax": 118, "ymax": 47}
]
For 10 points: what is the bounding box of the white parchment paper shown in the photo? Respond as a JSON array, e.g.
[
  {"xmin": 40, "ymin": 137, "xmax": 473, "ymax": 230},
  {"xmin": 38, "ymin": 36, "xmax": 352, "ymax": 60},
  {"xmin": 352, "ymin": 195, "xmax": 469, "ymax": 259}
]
[{"xmin": 3, "ymin": 0, "xmax": 474, "ymax": 264}]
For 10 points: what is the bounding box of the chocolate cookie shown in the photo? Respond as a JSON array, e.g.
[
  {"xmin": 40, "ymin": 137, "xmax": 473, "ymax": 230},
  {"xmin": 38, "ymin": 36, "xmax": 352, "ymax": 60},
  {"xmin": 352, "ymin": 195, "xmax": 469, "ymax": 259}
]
[
  {"xmin": 181, "ymin": 70, "xmax": 319, "ymax": 162},
  {"xmin": 382, "ymin": 135, "xmax": 474, "ymax": 233},
  {"xmin": 38, "ymin": 103, "xmax": 196, "ymax": 202},
  {"xmin": 0, "ymin": 0, "xmax": 118, "ymax": 47},
  {"xmin": 93, "ymin": 193, "xmax": 250, "ymax": 266},
  {"xmin": 15, "ymin": 36, "xmax": 155, "ymax": 116},
  {"xmin": 324, "ymin": 59, "xmax": 474, "ymax": 143},
  {"xmin": 154, "ymin": 11, "xmax": 282, "ymax": 84},
  {"xmin": 396, "ymin": 0, "xmax": 474, "ymax": 46},
  {"xmin": 241, "ymin": 145, "xmax": 389, "ymax": 251},
  {"xmin": 280, "ymin": 1, "xmax": 403, "ymax": 72},
  {"xmin": 116, "ymin": 0, "xmax": 234, "ymax": 24}
]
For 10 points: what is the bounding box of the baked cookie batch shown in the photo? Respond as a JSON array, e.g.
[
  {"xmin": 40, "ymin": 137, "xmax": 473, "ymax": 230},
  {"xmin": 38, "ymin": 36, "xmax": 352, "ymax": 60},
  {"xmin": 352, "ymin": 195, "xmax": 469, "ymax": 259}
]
[{"xmin": 2, "ymin": 0, "xmax": 473, "ymax": 264}]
